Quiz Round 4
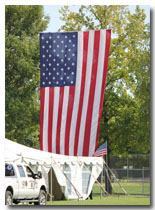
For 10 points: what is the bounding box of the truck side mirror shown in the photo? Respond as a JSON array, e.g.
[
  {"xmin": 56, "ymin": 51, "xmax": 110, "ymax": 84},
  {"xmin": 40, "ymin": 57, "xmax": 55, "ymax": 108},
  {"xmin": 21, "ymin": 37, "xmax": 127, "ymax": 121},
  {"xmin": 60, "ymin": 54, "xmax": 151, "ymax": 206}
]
[{"xmin": 37, "ymin": 171, "xmax": 43, "ymax": 178}]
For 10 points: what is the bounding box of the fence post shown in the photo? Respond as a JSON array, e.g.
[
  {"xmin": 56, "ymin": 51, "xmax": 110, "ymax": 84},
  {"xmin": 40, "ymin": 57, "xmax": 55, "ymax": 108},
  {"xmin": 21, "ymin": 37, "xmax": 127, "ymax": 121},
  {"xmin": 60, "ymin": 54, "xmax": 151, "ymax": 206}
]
[{"xmin": 142, "ymin": 167, "xmax": 144, "ymax": 194}]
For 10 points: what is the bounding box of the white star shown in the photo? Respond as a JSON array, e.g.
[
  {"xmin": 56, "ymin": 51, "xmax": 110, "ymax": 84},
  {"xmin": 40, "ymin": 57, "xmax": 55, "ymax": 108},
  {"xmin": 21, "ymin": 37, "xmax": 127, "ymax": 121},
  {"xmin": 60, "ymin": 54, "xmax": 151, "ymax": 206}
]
[
  {"xmin": 42, "ymin": 45, "xmax": 45, "ymax": 48},
  {"xmin": 67, "ymin": 67, "xmax": 70, "ymax": 70},
  {"xmin": 49, "ymin": 54, "xmax": 52, "ymax": 57},
  {"xmin": 49, "ymin": 63, "xmax": 51, "ymax": 66},
  {"xmin": 71, "ymin": 72, "xmax": 74, "ymax": 75},
  {"xmin": 42, "ymin": 82, "xmax": 45, "ymax": 85},
  {"xmin": 61, "ymin": 40, "xmax": 64, "ymax": 43},
  {"xmin": 53, "ymin": 40, "xmax": 56, "ymax": 43},
  {"xmin": 46, "ymin": 40, "xmax": 49, "ymax": 43},
  {"xmin": 56, "ymin": 72, "xmax": 59, "ymax": 75},
  {"xmin": 42, "ymin": 73, "xmax": 45, "ymax": 76},
  {"xmin": 49, "ymin": 45, "xmax": 52, "ymax": 48},
  {"xmin": 53, "ymin": 77, "xmax": 55, "ymax": 80},
  {"xmin": 57, "ymin": 45, "xmax": 59, "ymax": 48},
  {"xmin": 69, "ymin": 40, "xmax": 71, "ymax": 43},
  {"xmin": 49, "ymin": 36, "xmax": 52, "ymax": 39},
  {"xmin": 68, "ymin": 49, "xmax": 71, "ymax": 52},
  {"xmin": 41, "ymin": 36, "xmax": 45, "ymax": 40},
  {"xmin": 42, "ymin": 64, "xmax": 45, "ymax": 67},
  {"xmin": 42, "ymin": 55, "xmax": 45, "ymax": 58},
  {"xmin": 71, "ymin": 81, "xmax": 73, "ymax": 84},
  {"xmin": 49, "ymin": 81, "xmax": 51, "ymax": 84},
  {"xmin": 65, "ymin": 36, "xmax": 68, "ymax": 39},
  {"xmin": 73, "ymin": 34, "xmax": 76, "ymax": 38},
  {"xmin": 49, "ymin": 72, "xmax": 51, "ymax": 75},
  {"xmin": 61, "ymin": 68, "xmax": 64, "ymax": 71},
  {"xmin": 60, "ymin": 77, "xmax": 63, "ymax": 80},
  {"xmin": 57, "ymin": 63, "xmax": 60, "ymax": 66},
  {"xmin": 72, "ymin": 63, "xmax": 75, "ymax": 66}
]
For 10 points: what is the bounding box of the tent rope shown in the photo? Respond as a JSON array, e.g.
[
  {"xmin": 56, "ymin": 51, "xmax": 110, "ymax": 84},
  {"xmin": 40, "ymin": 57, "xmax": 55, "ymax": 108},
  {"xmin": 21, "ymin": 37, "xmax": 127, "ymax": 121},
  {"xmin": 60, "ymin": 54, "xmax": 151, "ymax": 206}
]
[{"xmin": 51, "ymin": 155, "xmax": 83, "ymax": 200}]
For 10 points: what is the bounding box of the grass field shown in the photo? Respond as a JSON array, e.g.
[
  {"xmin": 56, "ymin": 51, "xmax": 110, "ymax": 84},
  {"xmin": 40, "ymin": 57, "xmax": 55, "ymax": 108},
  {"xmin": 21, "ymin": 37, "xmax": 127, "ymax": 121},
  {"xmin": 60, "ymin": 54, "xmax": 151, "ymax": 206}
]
[
  {"xmin": 47, "ymin": 195, "xmax": 150, "ymax": 205},
  {"xmin": 47, "ymin": 182, "xmax": 150, "ymax": 206},
  {"xmin": 93, "ymin": 182, "xmax": 150, "ymax": 195}
]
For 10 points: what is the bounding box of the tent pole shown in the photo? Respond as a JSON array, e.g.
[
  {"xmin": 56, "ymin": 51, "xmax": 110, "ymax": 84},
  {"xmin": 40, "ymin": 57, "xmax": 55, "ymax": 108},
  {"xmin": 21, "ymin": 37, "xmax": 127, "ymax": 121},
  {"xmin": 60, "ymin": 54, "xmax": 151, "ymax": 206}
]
[{"xmin": 103, "ymin": 159, "xmax": 129, "ymax": 196}]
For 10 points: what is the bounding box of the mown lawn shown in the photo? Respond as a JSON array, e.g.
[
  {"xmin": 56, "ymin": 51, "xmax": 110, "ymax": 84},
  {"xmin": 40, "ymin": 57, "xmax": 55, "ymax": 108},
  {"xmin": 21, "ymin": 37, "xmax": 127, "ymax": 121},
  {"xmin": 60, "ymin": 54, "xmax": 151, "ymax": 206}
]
[
  {"xmin": 47, "ymin": 195, "xmax": 150, "ymax": 205},
  {"xmin": 93, "ymin": 182, "xmax": 150, "ymax": 195}
]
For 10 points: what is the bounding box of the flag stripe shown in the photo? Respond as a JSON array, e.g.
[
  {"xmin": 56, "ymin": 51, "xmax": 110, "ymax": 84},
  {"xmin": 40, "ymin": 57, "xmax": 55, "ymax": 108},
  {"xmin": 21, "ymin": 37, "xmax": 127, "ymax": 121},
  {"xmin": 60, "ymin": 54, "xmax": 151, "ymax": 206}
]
[
  {"xmin": 56, "ymin": 87, "xmax": 64, "ymax": 153},
  {"xmin": 65, "ymin": 86, "xmax": 75, "ymax": 155},
  {"xmin": 74, "ymin": 31, "xmax": 89, "ymax": 156},
  {"xmin": 88, "ymin": 30, "xmax": 106, "ymax": 156},
  {"xmin": 77, "ymin": 31, "xmax": 95, "ymax": 156},
  {"xmin": 94, "ymin": 30, "xmax": 111, "ymax": 152},
  {"xmin": 83, "ymin": 30, "xmax": 100, "ymax": 156},
  {"xmin": 48, "ymin": 87, "xmax": 54, "ymax": 152},
  {"xmin": 69, "ymin": 32, "xmax": 83, "ymax": 156},
  {"xmin": 59, "ymin": 86, "xmax": 69, "ymax": 154},
  {"xmin": 40, "ymin": 87, "xmax": 45, "ymax": 150},
  {"xmin": 52, "ymin": 87, "xmax": 60, "ymax": 153},
  {"xmin": 43, "ymin": 87, "xmax": 49, "ymax": 151}
]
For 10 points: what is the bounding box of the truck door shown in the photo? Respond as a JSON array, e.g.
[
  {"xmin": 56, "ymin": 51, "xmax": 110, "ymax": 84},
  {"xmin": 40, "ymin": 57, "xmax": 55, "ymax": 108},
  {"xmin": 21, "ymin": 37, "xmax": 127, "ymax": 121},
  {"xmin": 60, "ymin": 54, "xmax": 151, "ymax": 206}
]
[
  {"xmin": 24, "ymin": 166, "xmax": 37, "ymax": 198},
  {"xmin": 16, "ymin": 165, "xmax": 29, "ymax": 199}
]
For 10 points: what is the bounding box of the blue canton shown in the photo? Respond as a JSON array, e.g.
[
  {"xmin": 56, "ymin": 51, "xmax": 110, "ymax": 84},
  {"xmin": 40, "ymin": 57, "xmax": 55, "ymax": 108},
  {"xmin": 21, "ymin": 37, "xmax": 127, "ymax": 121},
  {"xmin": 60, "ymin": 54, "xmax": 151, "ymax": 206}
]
[{"xmin": 40, "ymin": 32, "xmax": 78, "ymax": 87}]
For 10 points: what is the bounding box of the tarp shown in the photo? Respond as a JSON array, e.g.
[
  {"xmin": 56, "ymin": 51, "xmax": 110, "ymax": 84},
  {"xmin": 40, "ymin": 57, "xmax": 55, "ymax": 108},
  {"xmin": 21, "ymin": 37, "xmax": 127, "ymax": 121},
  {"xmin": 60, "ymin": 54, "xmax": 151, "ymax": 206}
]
[{"xmin": 5, "ymin": 139, "xmax": 103, "ymax": 200}]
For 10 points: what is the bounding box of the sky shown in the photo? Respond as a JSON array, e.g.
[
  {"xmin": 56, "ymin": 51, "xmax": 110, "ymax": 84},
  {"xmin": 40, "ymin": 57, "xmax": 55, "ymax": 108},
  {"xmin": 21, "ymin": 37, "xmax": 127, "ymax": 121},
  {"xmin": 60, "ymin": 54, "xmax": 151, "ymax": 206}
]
[{"xmin": 43, "ymin": 5, "xmax": 150, "ymax": 33}]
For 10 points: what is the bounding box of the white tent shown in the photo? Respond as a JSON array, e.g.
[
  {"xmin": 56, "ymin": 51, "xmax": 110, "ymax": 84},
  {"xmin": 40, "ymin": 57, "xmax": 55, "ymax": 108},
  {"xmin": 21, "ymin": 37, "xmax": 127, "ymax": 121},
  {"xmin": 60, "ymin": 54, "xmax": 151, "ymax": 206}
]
[{"xmin": 5, "ymin": 139, "xmax": 103, "ymax": 200}]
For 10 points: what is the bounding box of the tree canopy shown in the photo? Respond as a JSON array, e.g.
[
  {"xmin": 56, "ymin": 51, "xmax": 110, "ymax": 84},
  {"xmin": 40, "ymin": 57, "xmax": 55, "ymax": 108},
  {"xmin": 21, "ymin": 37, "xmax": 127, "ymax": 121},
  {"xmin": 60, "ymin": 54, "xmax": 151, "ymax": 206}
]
[{"xmin": 5, "ymin": 5, "xmax": 49, "ymax": 147}]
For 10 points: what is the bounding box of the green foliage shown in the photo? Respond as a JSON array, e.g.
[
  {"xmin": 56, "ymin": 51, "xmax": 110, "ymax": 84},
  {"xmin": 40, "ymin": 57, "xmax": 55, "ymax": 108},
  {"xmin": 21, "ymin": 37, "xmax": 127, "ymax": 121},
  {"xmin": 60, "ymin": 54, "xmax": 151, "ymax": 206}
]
[
  {"xmin": 5, "ymin": 5, "xmax": 49, "ymax": 148},
  {"xmin": 59, "ymin": 5, "xmax": 150, "ymax": 155}
]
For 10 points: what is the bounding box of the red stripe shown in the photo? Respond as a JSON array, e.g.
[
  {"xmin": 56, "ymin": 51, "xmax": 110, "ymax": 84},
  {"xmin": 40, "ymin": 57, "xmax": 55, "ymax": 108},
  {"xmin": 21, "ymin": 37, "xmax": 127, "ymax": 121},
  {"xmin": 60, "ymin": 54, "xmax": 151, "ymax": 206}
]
[
  {"xmin": 48, "ymin": 87, "xmax": 54, "ymax": 152},
  {"xmin": 56, "ymin": 87, "xmax": 64, "ymax": 154},
  {"xmin": 40, "ymin": 87, "xmax": 45, "ymax": 150},
  {"xmin": 65, "ymin": 86, "xmax": 75, "ymax": 155},
  {"xmin": 95, "ymin": 30, "xmax": 111, "ymax": 152},
  {"xmin": 82, "ymin": 30, "xmax": 100, "ymax": 156},
  {"xmin": 74, "ymin": 31, "xmax": 89, "ymax": 156}
]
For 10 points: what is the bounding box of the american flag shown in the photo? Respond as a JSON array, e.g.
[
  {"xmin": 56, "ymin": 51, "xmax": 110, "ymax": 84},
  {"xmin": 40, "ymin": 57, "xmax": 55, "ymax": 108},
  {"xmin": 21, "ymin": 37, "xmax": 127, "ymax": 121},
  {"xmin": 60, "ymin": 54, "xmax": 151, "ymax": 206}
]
[
  {"xmin": 93, "ymin": 141, "xmax": 107, "ymax": 157},
  {"xmin": 40, "ymin": 29, "xmax": 111, "ymax": 156}
]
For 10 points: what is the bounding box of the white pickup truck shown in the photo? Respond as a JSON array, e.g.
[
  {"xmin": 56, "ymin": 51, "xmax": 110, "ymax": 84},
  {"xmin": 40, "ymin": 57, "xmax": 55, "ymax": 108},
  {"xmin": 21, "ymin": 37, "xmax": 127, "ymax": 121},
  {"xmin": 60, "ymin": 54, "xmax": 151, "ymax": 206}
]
[{"xmin": 5, "ymin": 162, "xmax": 47, "ymax": 205}]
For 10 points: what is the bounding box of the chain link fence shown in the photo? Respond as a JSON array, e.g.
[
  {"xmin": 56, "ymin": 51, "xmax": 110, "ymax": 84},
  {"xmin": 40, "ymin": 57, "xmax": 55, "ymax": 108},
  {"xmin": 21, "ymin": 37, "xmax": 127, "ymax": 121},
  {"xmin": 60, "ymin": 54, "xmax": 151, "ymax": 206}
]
[{"xmin": 96, "ymin": 155, "xmax": 150, "ymax": 196}]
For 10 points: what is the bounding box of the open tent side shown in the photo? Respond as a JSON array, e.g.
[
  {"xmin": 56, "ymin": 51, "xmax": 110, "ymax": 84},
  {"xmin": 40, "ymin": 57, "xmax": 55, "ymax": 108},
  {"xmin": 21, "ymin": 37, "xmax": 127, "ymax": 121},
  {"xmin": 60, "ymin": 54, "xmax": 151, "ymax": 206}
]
[{"xmin": 5, "ymin": 139, "xmax": 103, "ymax": 200}]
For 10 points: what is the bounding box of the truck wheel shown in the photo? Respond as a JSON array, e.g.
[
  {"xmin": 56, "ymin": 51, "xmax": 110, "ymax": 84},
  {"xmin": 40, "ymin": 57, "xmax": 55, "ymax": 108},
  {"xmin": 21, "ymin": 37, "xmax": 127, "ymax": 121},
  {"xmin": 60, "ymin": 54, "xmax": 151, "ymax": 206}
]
[
  {"xmin": 34, "ymin": 190, "xmax": 47, "ymax": 205},
  {"xmin": 5, "ymin": 191, "xmax": 13, "ymax": 205}
]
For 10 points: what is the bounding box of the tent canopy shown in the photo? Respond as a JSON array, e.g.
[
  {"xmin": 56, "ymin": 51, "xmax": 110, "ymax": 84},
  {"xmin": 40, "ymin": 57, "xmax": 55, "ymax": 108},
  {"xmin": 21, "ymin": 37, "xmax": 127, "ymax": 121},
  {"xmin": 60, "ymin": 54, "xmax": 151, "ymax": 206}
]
[{"xmin": 5, "ymin": 139, "xmax": 103, "ymax": 200}]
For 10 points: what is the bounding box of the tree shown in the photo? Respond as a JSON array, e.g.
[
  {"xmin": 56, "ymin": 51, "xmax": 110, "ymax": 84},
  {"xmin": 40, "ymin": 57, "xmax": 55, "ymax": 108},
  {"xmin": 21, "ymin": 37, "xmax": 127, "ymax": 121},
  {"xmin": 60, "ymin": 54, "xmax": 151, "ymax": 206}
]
[
  {"xmin": 58, "ymin": 5, "xmax": 150, "ymax": 193},
  {"xmin": 5, "ymin": 6, "xmax": 49, "ymax": 148}
]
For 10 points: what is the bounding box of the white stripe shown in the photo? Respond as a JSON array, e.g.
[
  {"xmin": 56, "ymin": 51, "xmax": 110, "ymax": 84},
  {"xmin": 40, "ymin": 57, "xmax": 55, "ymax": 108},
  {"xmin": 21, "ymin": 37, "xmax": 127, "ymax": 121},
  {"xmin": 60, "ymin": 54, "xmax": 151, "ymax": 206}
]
[
  {"xmin": 43, "ymin": 87, "xmax": 49, "ymax": 151},
  {"xmin": 77, "ymin": 30, "xmax": 95, "ymax": 156},
  {"xmin": 69, "ymin": 31, "xmax": 83, "ymax": 156},
  {"xmin": 89, "ymin": 30, "xmax": 106, "ymax": 156},
  {"xmin": 60, "ymin": 86, "xmax": 69, "ymax": 155},
  {"xmin": 52, "ymin": 87, "xmax": 60, "ymax": 153}
]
